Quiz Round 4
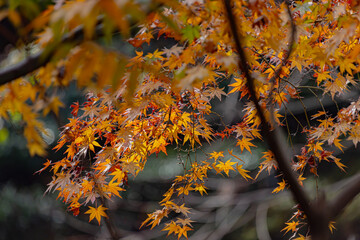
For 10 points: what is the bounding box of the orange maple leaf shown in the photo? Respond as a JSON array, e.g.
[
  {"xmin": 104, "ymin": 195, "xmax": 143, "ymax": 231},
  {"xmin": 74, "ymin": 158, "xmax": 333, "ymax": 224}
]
[{"xmin": 85, "ymin": 205, "xmax": 108, "ymax": 225}]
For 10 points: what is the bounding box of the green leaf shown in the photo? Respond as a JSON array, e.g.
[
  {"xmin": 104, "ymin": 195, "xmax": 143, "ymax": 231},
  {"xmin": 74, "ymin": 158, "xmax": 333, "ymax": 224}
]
[
  {"xmin": 181, "ymin": 25, "xmax": 200, "ymax": 43},
  {"xmin": 0, "ymin": 128, "xmax": 9, "ymax": 144}
]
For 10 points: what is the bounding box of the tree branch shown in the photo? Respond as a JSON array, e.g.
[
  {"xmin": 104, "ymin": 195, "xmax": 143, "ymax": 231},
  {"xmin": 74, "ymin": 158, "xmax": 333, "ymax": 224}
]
[
  {"xmin": 0, "ymin": 2, "xmax": 163, "ymax": 87},
  {"xmin": 223, "ymin": 1, "xmax": 331, "ymax": 238},
  {"xmin": 0, "ymin": 23, "xmax": 102, "ymax": 86},
  {"xmin": 223, "ymin": 0, "xmax": 312, "ymax": 215},
  {"xmin": 267, "ymin": 2, "xmax": 296, "ymax": 104},
  {"xmin": 329, "ymin": 172, "xmax": 360, "ymax": 219}
]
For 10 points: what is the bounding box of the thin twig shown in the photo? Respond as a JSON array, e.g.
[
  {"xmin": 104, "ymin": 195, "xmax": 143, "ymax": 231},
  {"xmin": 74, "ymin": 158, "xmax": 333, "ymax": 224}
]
[{"xmin": 267, "ymin": 1, "xmax": 296, "ymax": 105}]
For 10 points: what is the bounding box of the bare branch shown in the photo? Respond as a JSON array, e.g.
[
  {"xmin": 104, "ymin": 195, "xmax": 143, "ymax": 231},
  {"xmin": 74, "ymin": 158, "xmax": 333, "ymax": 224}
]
[
  {"xmin": 329, "ymin": 172, "xmax": 360, "ymax": 219},
  {"xmin": 0, "ymin": 51, "xmax": 47, "ymax": 86},
  {"xmin": 0, "ymin": 2, "xmax": 163, "ymax": 87},
  {"xmin": 0, "ymin": 24, "xmax": 102, "ymax": 86}
]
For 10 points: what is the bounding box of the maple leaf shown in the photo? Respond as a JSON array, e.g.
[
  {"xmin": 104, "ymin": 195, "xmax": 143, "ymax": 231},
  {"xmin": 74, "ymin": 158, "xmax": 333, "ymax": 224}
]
[
  {"xmin": 333, "ymin": 157, "xmax": 347, "ymax": 172},
  {"xmin": 315, "ymin": 71, "xmax": 331, "ymax": 84},
  {"xmin": 297, "ymin": 174, "xmax": 306, "ymax": 186},
  {"xmin": 175, "ymin": 204, "xmax": 191, "ymax": 216},
  {"xmin": 163, "ymin": 44, "xmax": 183, "ymax": 58},
  {"xmin": 176, "ymin": 217, "xmax": 194, "ymax": 227},
  {"xmin": 163, "ymin": 221, "xmax": 180, "ymax": 236},
  {"xmin": 106, "ymin": 181, "xmax": 125, "ymax": 198},
  {"xmin": 236, "ymin": 164, "xmax": 252, "ymax": 181},
  {"xmin": 236, "ymin": 137, "xmax": 256, "ymax": 153},
  {"xmin": 34, "ymin": 159, "xmax": 52, "ymax": 174},
  {"xmin": 329, "ymin": 221, "xmax": 336, "ymax": 233},
  {"xmin": 81, "ymin": 179, "xmax": 94, "ymax": 194},
  {"xmin": 178, "ymin": 66, "xmax": 209, "ymax": 90},
  {"xmin": 311, "ymin": 111, "xmax": 327, "ymax": 120},
  {"xmin": 333, "ymin": 138, "xmax": 344, "ymax": 152},
  {"xmin": 110, "ymin": 168, "xmax": 126, "ymax": 183},
  {"xmin": 348, "ymin": 126, "xmax": 360, "ymax": 147},
  {"xmin": 70, "ymin": 102, "xmax": 80, "ymax": 117},
  {"xmin": 228, "ymin": 77, "xmax": 245, "ymax": 94},
  {"xmin": 209, "ymin": 151, "xmax": 224, "ymax": 161},
  {"xmin": 203, "ymin": 86, "xmax": 227, "ymax": 101},
  {"xmin": 176, "ymin": 184, "xmax": 194, "ymax": 196},
  {"xmin": 281, "ymin": 221, "xmax": 299, "ymax": 234},
  {"xmin": 193, "ymin": 183, "xmax": 208, "ymax": 196},
  {"xmin": 217, "ymin": 54, "xmax": 238, "ymax": 67},
  {"xmin": 181, "ymin": 24, "xmax": 200, "ymax": 42},
  {"xmin": 177, "ymin": 225, "xmax": 192, "ymax": 240},
  {"xmin": 294, "ymin": 234, "xmax": 311, "ymax": 240},
  {"xmin": 256, "ymin": 151, "xmax": 278, "ymax": 179},
  {"xmin": 215, "ymin": 159, "xmax": 236, "ymax": 176},
  {"xmin": 85, "ymin": 205, "xmax": 108, "ymax": 225},
  {"xmin": 272, "ymin": 179, "xmax": 286, "ymax": 193},
  {"xmin": 43, "ymin": 96, "xmax": 65, "ymax": 116}
]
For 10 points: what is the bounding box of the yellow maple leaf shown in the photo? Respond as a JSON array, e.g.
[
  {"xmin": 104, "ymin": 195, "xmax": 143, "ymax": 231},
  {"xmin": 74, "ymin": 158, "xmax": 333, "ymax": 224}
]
[
  {"xmin": 333, "ymin": 157, "xmax": 347, "ymax": 172},
  {"xmin": 228, "ymin": 77, "xmax": 245, "ymax": 94},
  {"xmin": 193, "ymin": 183, "xmax": 208, "ymax": 196},
  {"xmin": 329, "ymin": 221, "xmax": 336, "ymax": 233},
  {"xmin": 43, "ymin": 96, "xmax": 64, "ymax": 116},
  {"xmin": 162, "ymin": 221, "xmax": 180, "ymax": 236},
  {"xmin": 281, "ymin": 221, "xmax": 299, "ymax": 234},
  {"xmin": 177, "ymin": 225, "xmax": 192, "ymax": 240},
  {"xmin": 315, "ymin": 71, "xmax": 331, "ymax": 85},
  {"xmin": 272, "ymin": 179, "xmax": 286, "ymax": 194},
  {"xmin": 28, "ymin": 140, "xmax": 47, "ymax": 157},
  {"xmin": 215, "ymin": 159, "xmax": 236, "ymax": 176},
  {"xmin": 176, "ymin": 184, "xmax": 194, "ymax": 196},
  {"xmin": 236, "ymin": 137, "xmax": 256, "ymax": 153},
  {"xmin": 297, "ymin": 174, "xmax": 306, "ymax": 186},
  {"xmin": 333, "ymin": 138, "xmax": 344, "ymax": 153},
  {"xmin": 110, "ymin": 168, "xmax": 126, "ymax": 182},
  {"xmin": 294, "ymin": 234, "xmax": 311, "ymax": 240},
  {"xmin": 236, "ymin": 164, "xmax": 252, "ymax": 181},
  {"xmin": 81, "ymin": 179, "xmax": 94, "ymax": 194},
  {"xmin": 106, "ymin": 181, "xmax": 125, "ymax": 198},
  {"xmin": 85, "ymin": 205, "xmax": 108, "ymax": 225},
  {"xmin": 209, "ymin": 151, "xmax": 224, "ymax": 160}
]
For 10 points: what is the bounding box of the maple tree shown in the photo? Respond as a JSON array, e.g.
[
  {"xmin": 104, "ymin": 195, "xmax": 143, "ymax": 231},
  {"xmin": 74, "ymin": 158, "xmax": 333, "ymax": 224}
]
[{"xmin": 1, "ymin": 0, "xmax": 360, "ymax": 239}]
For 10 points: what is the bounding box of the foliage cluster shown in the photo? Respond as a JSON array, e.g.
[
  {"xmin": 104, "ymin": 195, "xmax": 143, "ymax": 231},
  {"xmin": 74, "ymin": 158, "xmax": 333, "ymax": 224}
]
[{"xmin": 0, "ymin": 0, "xmax": 360, "ymax": 239}]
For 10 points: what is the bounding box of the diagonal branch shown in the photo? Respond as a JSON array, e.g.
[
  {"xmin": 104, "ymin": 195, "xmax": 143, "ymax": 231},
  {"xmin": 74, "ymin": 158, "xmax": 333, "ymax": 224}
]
[
  {"xmin": 0, "ymin": 2, "xmax": 163, "ymax": 87},
  {"xmin": 0, "ymin": 51, "xmax": 47, "ymax": 86},
  {"xmin": 329, "ymin": 172, "xmax": 360, "ymax": 219},
  {"xmin": 0, "ymin": 23, "xmax": 103, "ymax": 86},
  {"xmin": 223, "ymin": 0, "xmax": 311, "ymax": 213},
  {"xmin": 223, "ymin": 0, "xmax": 319, "ymax": 232}
]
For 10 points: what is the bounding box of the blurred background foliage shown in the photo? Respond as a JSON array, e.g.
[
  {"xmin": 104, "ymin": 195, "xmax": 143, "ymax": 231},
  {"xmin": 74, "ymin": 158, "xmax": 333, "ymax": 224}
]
[{"xmin": 0, "ymin": 0, "xmax": 359, "ymax": 239}]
